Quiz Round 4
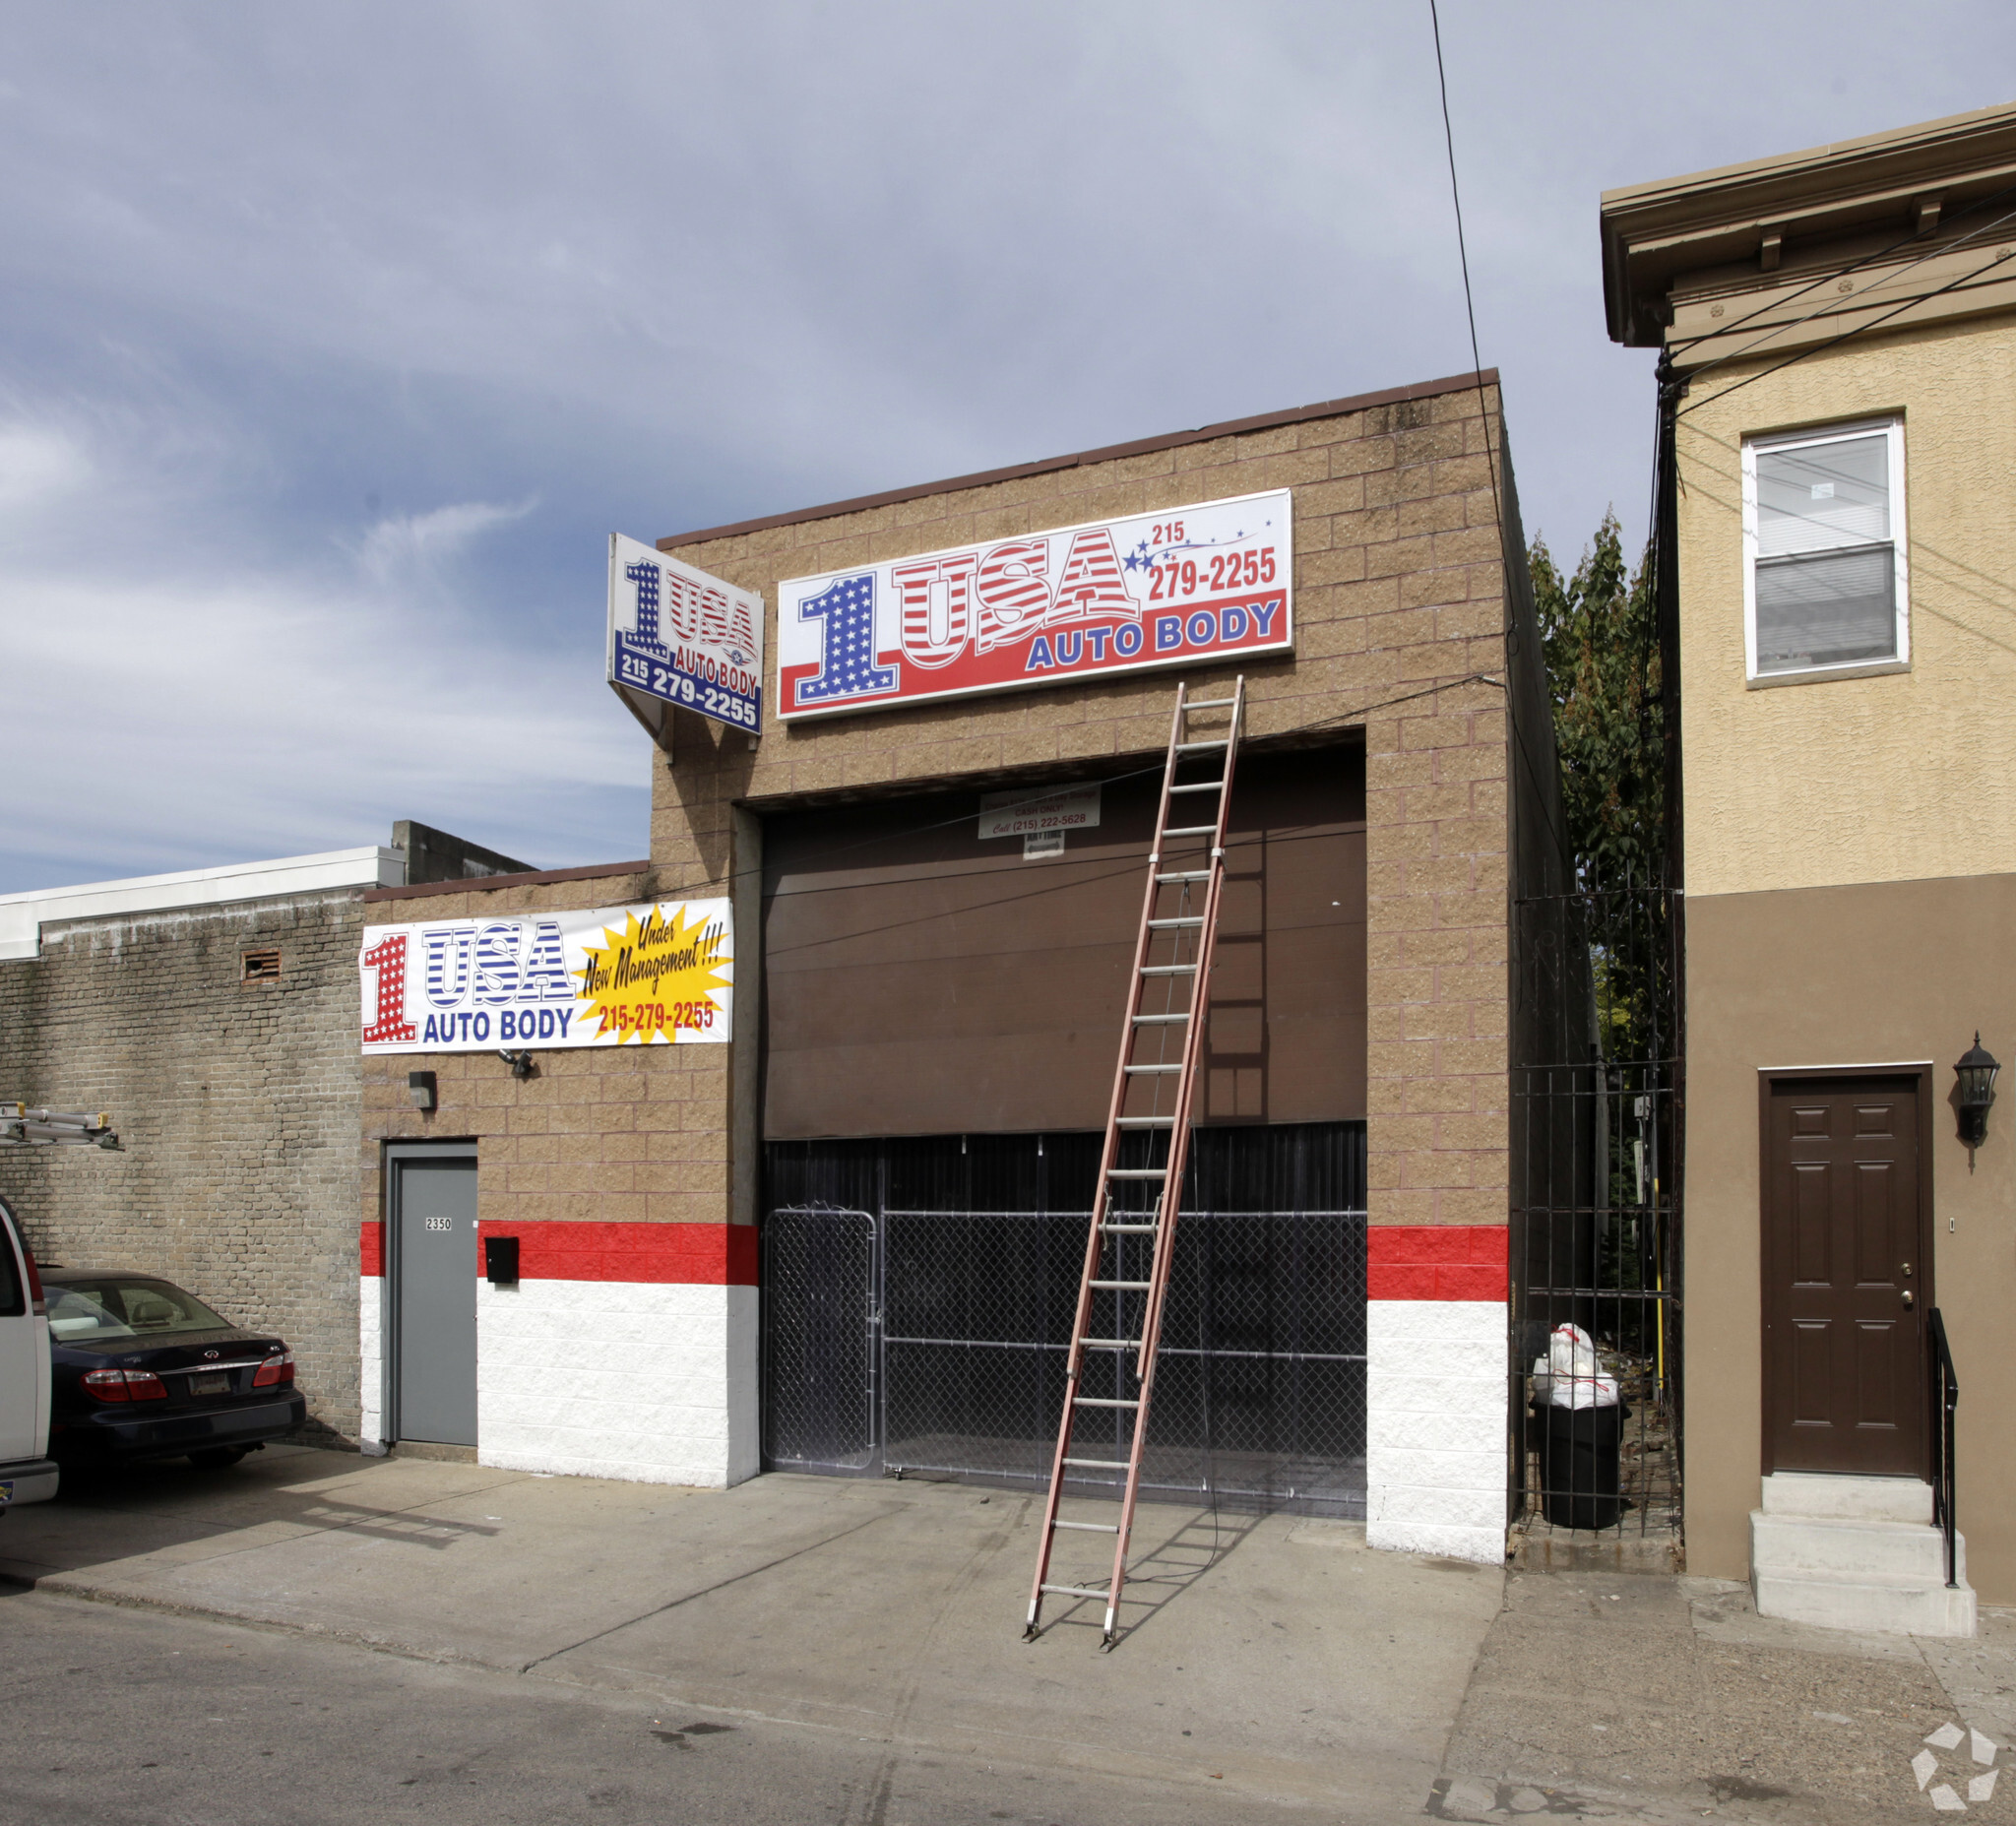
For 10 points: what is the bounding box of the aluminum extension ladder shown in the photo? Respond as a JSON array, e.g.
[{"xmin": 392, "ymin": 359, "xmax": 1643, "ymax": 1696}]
[{"xmin": 1024, "ymin": 676, "xmax": 1245, "ymax": 1647}]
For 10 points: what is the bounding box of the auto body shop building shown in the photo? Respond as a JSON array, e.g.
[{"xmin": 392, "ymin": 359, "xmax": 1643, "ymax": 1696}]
[{"xmin": 359, "ymin": 369, "xmax": 1570, "ymax": 1561}]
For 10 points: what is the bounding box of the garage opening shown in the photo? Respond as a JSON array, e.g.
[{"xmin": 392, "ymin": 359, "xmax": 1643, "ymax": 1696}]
[{"xmin": 757, "ymin": 744, "xmax": 1366, "ymax": 1514}]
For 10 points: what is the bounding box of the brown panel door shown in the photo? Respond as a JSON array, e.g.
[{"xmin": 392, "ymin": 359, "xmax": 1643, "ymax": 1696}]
[{"xmin": 1762, "ymin": 1074, "xmax": 1928, "ymax": 1477}]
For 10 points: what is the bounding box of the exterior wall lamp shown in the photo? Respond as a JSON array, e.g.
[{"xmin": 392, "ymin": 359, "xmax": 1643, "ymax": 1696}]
[
  {"xmin": 407, "ymin": 1070, "xmax": 437, "ymax": 1112},
  {"xmin": 1955, "ymin": 1034, "xmax": 1999, "ymax": 1148},
  {"xmin": 498, "ymin": 1049, "xmax": 536, "ymax": 1080}
]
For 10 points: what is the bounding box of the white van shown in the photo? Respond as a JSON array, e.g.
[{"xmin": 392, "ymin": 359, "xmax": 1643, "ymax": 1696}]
[{"xmin": 0, "ymin": 1195, "xmax": 58, "ymax": 1512}]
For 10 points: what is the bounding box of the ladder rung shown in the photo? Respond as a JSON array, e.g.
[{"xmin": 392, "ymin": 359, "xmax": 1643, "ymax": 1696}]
[
  {"xmin": 1089, "ymin": 1280, "xmax": 1151, "ymax": 1291},
  {"xmin": 1080, "ymin": 1339, "xmax": 1139, "ymax": 1351},
  {"xmin": 1139, "ymin": 964, "xmax": 1196, "ymax": 976},
  {"xmin": 1157, "ymin": 871, "xmax": 1211, "ymax": 883},
  {"xmin": 1123, "ymin": 1063, "xmax": 1181, "ymax": 1074},
  {"xmin": 1131, "ymin": 1014, "xmax": 1187, "ymax": 1026},
  {"xmin": 1147, "ymin": 916, "xmax": 1204, "ymax": 928},
  {"xmin": 1114, "ymin": 1115, "xmax": 1173, "ymax": 1126},
  {"xmin": 1073, "ymin": 1396, "xmax": 1141, "ymax": 1408},
  {"xmin": 1041, "ymin": 1582, "xmax": 1113, "ymax": 1597},
  {"xmin": 1175, "ymin": 740, "xmax": 1228, "ymax": 751},
  {"xmin": 1161, "ymin": 825, "xmax": 1216, "ymax": 838},
  {"xmin": 1168, "ymin": 781, "xmax": 1223, "ymax": 793},
  {"xmin": 1184, "ymin": 696, "xmax": 1237, "ymax": 710},
  {"xmin": 1105, "ymin": 1166, "xmax": 1166, "ymax": 1179},
  {"xmin": 1051, "ymin": 1519, "xmax": 1120, "ymax": 1534},
  {"xmin": 1062, "ymin": 1457, "xmax": 1131, "ymax": 1471},
  {"xmin": 1101, "ymin": 1223, "xmax": 1158, "ymax": 1232}
]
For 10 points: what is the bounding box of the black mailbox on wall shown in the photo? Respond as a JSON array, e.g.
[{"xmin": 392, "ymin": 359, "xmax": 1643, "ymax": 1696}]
[{"xmin": 483, "ymin": 1234, "xmax": 520, "ymax": 1286}]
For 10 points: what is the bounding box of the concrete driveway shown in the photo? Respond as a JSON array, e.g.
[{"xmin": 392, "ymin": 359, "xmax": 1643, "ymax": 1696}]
[{"xmin": 0, "ymin": 1446, "xmax": 1504, "ymax": 1819}]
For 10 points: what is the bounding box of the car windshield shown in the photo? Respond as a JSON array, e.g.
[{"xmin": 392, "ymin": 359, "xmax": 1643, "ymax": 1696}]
[{"xmin": 46, "ymin": 1280, "xmax": 233, "ymax": 1341}]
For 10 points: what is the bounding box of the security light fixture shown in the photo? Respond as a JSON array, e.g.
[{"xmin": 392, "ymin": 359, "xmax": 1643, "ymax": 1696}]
[
  {"xmin": 407, "ymin": 1070, "xmax": 436, "ymax": 1112},
  {"xmin": 1955, "ymin": 1034, "xmax": 1999, "ymax": 1148},
  {"xmin": 498, "ymin": 1049, "xmax": 536, "ymax": 1080}
]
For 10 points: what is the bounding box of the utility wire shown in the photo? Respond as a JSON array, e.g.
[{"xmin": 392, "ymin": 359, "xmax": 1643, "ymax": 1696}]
[
  {"xmin": 1667, "ymin": 178, "xmax": 2016, "ymax": 377},
  {"xmin": 1675, "ymin": 205, "xmax": 2016, "ymax": 409},
  {"xmin": 646, "ymin": 670, "xmax": 1507, "ymax": 909},
  {"xmin": 1427, "ymin": 0, "xmax": 1506, "ymax": 553},
  {"xmin": 1678, "ymin": 235, "xmax": 2016, "ymax": 419}
]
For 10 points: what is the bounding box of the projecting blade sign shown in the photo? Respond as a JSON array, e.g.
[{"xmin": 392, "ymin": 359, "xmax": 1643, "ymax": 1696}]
[
  {"xmin": 775, "ymin": 488, "xmax": 1292, "ymax": 722},
  {"xmin": 607, "ymin": 534, "xmax": 763, "ymax": 742}
]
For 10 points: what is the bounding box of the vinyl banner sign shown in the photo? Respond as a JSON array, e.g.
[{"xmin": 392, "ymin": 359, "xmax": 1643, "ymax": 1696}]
[
  {"xmin": 359, "ymin": 900, "xmax": 733, "ymax": 1053},
  {"xmin": 776, "ymin": 488, "xmax": 1292, "ymax": 722},
  {"xmin": 608, "ymin": 535, "xmax": 763, "ymax": 733}
]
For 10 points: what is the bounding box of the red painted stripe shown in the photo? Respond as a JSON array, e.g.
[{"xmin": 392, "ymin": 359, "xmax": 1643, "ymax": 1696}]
[
  {"xmin": 477, "ymin": 1220, "xmax": 758, "ymax": 1287},
  {"xmin": 1366, "ymin": 1225, "xmax": 1507, "ymax": 1300},
  {"xmin": 360, "ymin": 1221, "xmax": 384, "ymax": 1279}
]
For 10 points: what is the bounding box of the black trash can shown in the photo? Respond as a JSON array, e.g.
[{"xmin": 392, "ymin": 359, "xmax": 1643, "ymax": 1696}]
[{"xmin": 1531, "ymin": 1401, "xmax": 1630, "ymax": 1530}]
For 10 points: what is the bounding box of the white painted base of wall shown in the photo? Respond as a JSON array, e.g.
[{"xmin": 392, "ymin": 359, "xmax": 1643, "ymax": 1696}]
[
  {"xmin": 1364, "ymin": 1298, "xmax": 1505, "ymax": 1563},
  {"xmin": 474, "ymin": 1279, "xmax": 759, "ymax": 1488},
  {"xmin": 358, "ymin": 1275, "xmax": 388, "ymax": 1451}
]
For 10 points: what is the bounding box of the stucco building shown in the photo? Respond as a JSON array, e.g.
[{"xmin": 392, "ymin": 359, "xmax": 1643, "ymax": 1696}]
[{"xmin": 1603, "ymin": 101, "xmax": 2016, "ymax": 1629}]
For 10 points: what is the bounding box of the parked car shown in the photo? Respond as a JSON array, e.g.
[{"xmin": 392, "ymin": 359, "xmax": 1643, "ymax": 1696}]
[
  {"xmin": 42, "ymin": 1270, "xmax": 305, "ymax": 1470},
  {"xmin": 0, "ymin": 1198, "xmax": 58, "ymax": 1512}
]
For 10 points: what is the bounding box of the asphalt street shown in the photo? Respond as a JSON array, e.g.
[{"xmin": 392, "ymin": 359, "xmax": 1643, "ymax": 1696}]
[{"xmin": 0, "ymin": 1585, "xmax": 1334, "ymax": 1826}]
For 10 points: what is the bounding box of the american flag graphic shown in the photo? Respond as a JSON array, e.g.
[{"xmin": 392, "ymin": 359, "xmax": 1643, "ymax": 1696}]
[
  {"xmin": 893, "ymin": 552, "xmax": 976, "ymax": 668},
  {"xmin": 795, "ymin": 574, "xmax": 898, "ymax": 706},
  {"xmin": 976, "ymin": 537, "xmax": 1051, "ymax": 653},
  {"xmin": 1049, "ymin": 526, "xmax": 1134, "ymax": 622}
]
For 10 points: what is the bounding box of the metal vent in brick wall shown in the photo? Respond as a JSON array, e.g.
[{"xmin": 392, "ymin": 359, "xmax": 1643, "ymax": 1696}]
[{"xmin": 240, "ymin": 948, "xmax": 282, "ymax": 984}]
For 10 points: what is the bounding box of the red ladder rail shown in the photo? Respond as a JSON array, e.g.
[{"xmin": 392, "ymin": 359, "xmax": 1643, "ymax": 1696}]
[{"xmin": 1024, "ymin": 675, "xmax": 1245, "ymax": 1647}]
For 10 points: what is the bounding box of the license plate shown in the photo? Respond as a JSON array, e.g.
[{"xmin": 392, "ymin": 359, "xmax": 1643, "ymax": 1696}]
[{"xmin": 188, "ymin": 1372, "xmax": 230, "ymax": 1396}]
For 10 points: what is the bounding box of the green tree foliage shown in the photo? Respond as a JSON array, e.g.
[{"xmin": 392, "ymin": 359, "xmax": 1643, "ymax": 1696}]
[{"xmin": 1529, "ymin": 512, "xmax": 1664, "ymax": 892}]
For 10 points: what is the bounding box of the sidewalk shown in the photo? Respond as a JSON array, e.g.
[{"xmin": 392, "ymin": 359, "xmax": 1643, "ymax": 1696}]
[
  {"xmin": 4, "ymin": 1446, "xmax": 2011, "ymax": 1823},
  {"xmin": 0, "ymin": 1446, "xmax": 1501, "ymax": 1819}
]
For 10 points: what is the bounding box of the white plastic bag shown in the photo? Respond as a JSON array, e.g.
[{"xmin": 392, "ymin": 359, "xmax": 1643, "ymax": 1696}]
[{"xmin": 1531, "ymin": 1322, "xmax": 1619, "ymax": 1410}]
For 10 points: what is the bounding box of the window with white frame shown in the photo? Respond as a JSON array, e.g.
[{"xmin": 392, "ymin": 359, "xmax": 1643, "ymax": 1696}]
[{"xmin": 1743, "ymin": 417, "xmax": 1908, "ymax": 679}]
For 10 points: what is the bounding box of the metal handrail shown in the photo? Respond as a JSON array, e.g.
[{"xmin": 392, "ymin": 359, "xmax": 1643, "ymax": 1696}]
[{"xmin": 1928, "ymin": 1307, "xmax": 1960, "ymax": 1590}]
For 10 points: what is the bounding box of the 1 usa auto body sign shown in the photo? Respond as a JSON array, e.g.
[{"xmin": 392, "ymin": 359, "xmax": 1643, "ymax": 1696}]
[
  {"xmin": 359, "ymin": 900, "xmax": 732, "ymax": 1053},
  {"xmin": 608, "ymin": 534, "xmax": 763, "ymax": 733},
  {"xmin": 776, "ymin": 488, "xmax": 1291, "ymax": 721}
]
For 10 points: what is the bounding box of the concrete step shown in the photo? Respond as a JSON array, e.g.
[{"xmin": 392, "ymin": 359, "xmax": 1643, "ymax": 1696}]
[
  {"xmin": 1752, "ymin": 1565, "xmax": 1978, "ymax": 1638},
  {"xmin": 1759, "ymin": 1472, "xmax": 1931, "ymax": 1523},
  {"xmin": 1752, "ymin": 1511, "xmax": 1962, "ymax": 1583}
]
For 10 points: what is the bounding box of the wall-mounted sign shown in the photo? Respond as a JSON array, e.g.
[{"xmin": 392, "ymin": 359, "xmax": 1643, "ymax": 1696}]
[
  {"xmin": 775, "ymin": 488, "xmax": 1291, "ymax": 722},
  {"xmin": 607, "ymin": 534, "xmax": 763, "ymax": 743},
  {"xmin": 978, "ymin": 785, "xmax": 1102, "ymax": 843},
  {"xmin": 359, "ymin": 900, "xmax": 732, "ymax": 1053}
]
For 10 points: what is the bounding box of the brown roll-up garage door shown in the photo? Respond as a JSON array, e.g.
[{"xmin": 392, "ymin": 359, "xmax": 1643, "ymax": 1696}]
[{"xmin": 760, "ymin": 745, "xmax": 1365, "ymax": 1139}]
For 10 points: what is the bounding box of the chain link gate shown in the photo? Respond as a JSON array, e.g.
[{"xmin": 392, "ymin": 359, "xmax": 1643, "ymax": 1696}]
[{"xmin": 762, "ymin": 1124, "xmax": 1367, "ymax": 1516}]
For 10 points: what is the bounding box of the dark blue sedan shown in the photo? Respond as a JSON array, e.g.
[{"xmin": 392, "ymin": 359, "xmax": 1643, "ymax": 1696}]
[{"xmin": 43, "ymin": 1270, "xmax": 306, "ymax": 1470}]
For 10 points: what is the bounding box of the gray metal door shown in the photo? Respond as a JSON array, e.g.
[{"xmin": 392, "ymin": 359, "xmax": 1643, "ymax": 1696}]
[{"xmin": 394, "ymin": 1158, "xmax": 477, "ymax": 1446}]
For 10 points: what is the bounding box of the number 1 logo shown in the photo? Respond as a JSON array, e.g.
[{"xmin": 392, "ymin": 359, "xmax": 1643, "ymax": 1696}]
[{"xmin": 362, "ymin": 934, "xmax": 417, "ymax": 1044}]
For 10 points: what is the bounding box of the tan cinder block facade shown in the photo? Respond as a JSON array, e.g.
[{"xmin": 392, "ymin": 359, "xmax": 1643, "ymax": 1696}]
[
  {"xmin": 660, "ymin": 375, "xmax": 1532, "ymax": 1241},
  {"xmin": 357, "ymin": 866, "xmax": 681, "ymax": 1230},
  {"xmin": 1606, "ymin": 101, "xmax": 2016, "ymax": 1612}
]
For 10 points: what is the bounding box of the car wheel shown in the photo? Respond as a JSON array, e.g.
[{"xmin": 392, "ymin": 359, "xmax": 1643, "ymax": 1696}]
[{"xmin": 187, "ymin": 1448, "xmax": 247, "ymax": 1471}]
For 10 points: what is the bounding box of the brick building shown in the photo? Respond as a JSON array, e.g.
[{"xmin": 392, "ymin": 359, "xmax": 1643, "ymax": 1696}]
[
  {"xmin": 360, "ymin": 369, "xmax": 1573, "ymax": 1560},
  {"xmin": 0, "ymin": 823, "xmax": 528, "ymax": 1443}
]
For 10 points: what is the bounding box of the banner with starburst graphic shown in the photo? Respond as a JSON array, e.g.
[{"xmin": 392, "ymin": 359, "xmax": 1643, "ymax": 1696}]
[{"xmin": 358, "ymin": 899, "xmax": 733, "ymax": 1053}]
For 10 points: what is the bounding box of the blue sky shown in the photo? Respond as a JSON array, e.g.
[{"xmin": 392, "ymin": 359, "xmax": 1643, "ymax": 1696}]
[{"xmin": 1, "ymin": 3, "xmax": 2006, "ymax": 891}]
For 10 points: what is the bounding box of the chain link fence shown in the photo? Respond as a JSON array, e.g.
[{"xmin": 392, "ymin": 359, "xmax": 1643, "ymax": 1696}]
[{"xmin": 763, "ymin": 1123, "xmax": 1366, "ymax": 1516}]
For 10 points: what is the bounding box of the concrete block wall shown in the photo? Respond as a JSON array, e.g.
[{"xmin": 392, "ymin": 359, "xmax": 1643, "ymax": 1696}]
[
  {"xmin": 653, "ymin": 372, "xmax": 1527, "ymax": 1552},
  {"xmin": 357, "ymin": 864, "xmax": 761, "ymax": 1484},
  {"xmin": 0, "ymin": 889, "xmax": 370, "ymax": 1442},
  {"xmin": 658, "ymin": 374, "xmax": 1516, "ymax": 1242}
]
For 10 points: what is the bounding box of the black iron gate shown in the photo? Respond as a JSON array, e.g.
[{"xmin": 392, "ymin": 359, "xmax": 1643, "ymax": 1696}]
[
  {"xmin": 763, "ymin": 1123, "xmax": 1367, "ymax": 1516},
  {"xmin": 1511, "ymin": 886, "xmax": 1683, "ymax": 1543}
]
